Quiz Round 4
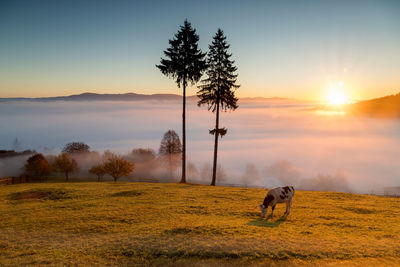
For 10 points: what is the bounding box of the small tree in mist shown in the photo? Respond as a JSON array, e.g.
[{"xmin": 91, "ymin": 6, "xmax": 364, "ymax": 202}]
[
  {"xmin": 103, "ymin": 152, "xmax": 134, "ymax": 182},
  {"xmin": 197, "ymin": 29, "xmax": 239, "ymax": 186},
  {"xmin": 130, "ymin": 148, "xmax": 156, "ymax": 162},
  {"xmin": 62, "ymin": 142, "xmax": 90, "ymax": 154},
  {"xmin": 127, "ymin": 148, "xmax": 157, "ymax": 179},
  {"xmin": 102, "ymin": 150, "xmax": 114, "ymax": 160},
  {"xmin": 157, "ymin": 19, "xmax": 207, "ymax": 183},
  {"xmin": 159, "ymin": 130, "xmax": 182, "ymax": 178},
  {"xmin": 54, "ymin": 153, "xmax": 78, "ymax": 181},
  {"xmin": 45, "ymin": 155, "xmax": 57, "ymax": 167},
  {"xmin": 89, "ymin": 164, "xmax": 106, "ymax": 182},
  {"xmin": 24, "ymin": 153, "xmax": 51, "ymax": 179}
]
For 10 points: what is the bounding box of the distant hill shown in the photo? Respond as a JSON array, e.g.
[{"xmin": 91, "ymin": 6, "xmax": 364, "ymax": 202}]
[
  {"xmin": 0, "ymin": 93, "xmax": 188, "ymax": 102},
  {"xmin": 346, "ymin": 93, "xmax": 400, "ymax": 118},
  {"xmin": 0, "ymin": 92, "xmax": 298, "ymax": 103},
  {"xmin": 0, "ymin": 150, "xmax": 36, "ymax": 159}
]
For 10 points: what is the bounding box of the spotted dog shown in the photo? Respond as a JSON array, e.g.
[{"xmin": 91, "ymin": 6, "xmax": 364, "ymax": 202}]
[{"xmin": 259, "ymin": 186, "xmax": 294, "ymax": 218}]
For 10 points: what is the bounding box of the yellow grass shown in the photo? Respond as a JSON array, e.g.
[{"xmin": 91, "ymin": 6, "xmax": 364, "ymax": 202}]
[{"xmin": 1, "ymin": 182, "xmax": 400, "ymax": 266}]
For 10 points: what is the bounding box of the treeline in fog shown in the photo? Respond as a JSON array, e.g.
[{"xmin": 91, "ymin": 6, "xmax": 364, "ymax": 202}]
[{"xmin": 1, "ymin": 133, "xmax": 354, "ymax": 194}]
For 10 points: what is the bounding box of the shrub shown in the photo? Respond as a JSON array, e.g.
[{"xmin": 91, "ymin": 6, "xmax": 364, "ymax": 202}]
[
  {"xmin": 103, "ymin": 152, "xmax": 134, "ymax": 182},
  {"xmin": 24, "ymin": 153, "xmax": 51, "ymax": 180},
  {"xmin": 62, "ymin": 142, "xmax": 90, "ymax": 154},
  {"xmin": 54, "ymin": 153, "xmax": 78, "ymax": 181},
  {"xmin": 89, "ymin": 164, "xmax": 106, "ymax": 182}
]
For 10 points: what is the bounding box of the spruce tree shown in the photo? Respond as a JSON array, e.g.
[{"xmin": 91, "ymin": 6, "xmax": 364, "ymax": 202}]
[
  {"xmin": 197, "ymin": 29, "xmax": 239, "ymax": 186},
  {"xmin": 157, "ymin": 20, "xmax": 207, "ymax": 183}
]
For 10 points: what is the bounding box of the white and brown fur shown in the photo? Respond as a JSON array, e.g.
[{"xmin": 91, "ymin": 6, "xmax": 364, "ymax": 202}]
[{"xmin": 259, "ymin": 186, "xmax": 294, "ymax": 218}]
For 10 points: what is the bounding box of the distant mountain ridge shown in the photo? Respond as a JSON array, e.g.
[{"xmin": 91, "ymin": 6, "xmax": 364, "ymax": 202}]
[
  {"xmin": 2, "ymin": 91, "xmax": 399, "ymax": 117},
  {"xmin": 346, "ymin": 93, "xmax": 400, "ymax": 118},
  {"xmin": 0, "ymin": 92, "xmax": 187, "ymax": 102},
  {"xmin": 0, "ymin": 92, "xmax": 294, "ymax": 102}
]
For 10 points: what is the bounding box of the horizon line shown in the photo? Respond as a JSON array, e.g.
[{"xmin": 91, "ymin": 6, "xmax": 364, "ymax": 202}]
[{"xmin": 0, "ymin": 91, "xmax": 305, "ymax": 101}]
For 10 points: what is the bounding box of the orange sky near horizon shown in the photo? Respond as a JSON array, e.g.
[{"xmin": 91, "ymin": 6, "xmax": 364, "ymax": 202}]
[{"xmin": 1, "ymin": 77, "xmax": 398, "ymax": 102}]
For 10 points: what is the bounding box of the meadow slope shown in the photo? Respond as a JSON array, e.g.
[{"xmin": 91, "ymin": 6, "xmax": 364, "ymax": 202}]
[{"xmin": 1, "ymin": 182, "xmax": 400, "ymax": 266}]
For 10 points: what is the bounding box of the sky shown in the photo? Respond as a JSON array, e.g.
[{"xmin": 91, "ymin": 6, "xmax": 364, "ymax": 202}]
[{"xmin": 0, "ymin": 0, "xmax": 399, "ymax": 100}]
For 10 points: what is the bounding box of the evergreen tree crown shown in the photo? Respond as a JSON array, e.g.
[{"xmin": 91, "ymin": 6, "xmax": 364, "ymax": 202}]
[
  {"xmin": 197, "ymin": 29, "xmax": 239, "ymax": 112},
  {"xmin": 157, "ymin": 20, "xmax": 207, "ymax": 88}
]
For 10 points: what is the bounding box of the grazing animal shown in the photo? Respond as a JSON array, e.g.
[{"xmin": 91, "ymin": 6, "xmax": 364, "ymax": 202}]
[{"xmin": 259, "ymin": 186, "xmax": 294, "ymax": 218}]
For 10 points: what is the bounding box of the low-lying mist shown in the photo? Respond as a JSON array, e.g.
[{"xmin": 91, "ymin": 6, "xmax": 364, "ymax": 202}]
[{"xmin": 1, "ymin": 99, "xmax": 400, "ymax": 194}]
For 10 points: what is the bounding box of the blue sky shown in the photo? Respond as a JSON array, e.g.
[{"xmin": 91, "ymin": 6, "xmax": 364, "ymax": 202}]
[{"xmin": 1, "ymin": 0, "xmax": 399, "ymax": 100}]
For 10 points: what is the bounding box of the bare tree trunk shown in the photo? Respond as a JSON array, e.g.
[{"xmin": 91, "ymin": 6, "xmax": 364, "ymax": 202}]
[
  {"xmin": 66, "ymin": 172, "xmax": 69, "ymax": 181},
  {"xmin": 98, "ymin": 175, "xmax": 100, "ymax": 182},
  {"xmin": 180, "ymin": 75, "xmax": 187, "ymax": 183},
  {"xmin": 211, "ymin": 95, "xmax": 220, "ymax": 186}
]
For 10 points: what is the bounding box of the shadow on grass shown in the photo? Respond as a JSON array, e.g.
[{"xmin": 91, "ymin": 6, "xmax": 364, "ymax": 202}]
[
  {"xmin": 247, "ymin": 214, "xmax": 288, "ymax": 228},
  {"xmin": 7, "ymin": 188, "xmax": 72, "ymax": 201},
  {"xmin": 111, "ymin": 190, "xmax": 142, "ymax": 197}
]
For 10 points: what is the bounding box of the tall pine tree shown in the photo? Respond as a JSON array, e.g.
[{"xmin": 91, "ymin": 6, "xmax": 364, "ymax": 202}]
[
  {"xmin": 197, "ymin": 29, "xmax": 239, "ymax": 186},
  {"xmin": 157, "ymin": 20, "xmax": 207, "ymax": 183}
]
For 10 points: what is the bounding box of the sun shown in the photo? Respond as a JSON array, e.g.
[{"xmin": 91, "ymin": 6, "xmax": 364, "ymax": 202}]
[
  {"xmin": 327, "ymin": 90, "xmax": 348, "ymax": 105},
  {"xmin": 326, "ymin": 81, "xmax": 350, "ymax": 106}
]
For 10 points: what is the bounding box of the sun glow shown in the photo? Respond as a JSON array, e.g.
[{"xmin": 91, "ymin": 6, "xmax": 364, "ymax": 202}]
[{"xmin": 326, "ymin": 81, "xmax": 351, "ymax": 106}]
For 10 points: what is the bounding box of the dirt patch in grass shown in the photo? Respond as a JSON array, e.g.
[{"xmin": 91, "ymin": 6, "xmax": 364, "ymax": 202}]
[
  {"xmin": 300, "ymin": 231, "xmax": 313, "ymax": 235},
  {"xmin": 380, "ymin": 234, "xmax": 396, "ymax": 239},
  {"xmin": 318, "ymin": 215, "xmax": 338, "ymax": 220},
  {"xmin": 342, "ymin": 207, "xmax": 376, "ymax": 214},
  {"xmin": 323, "ymin": 222, "xmax": 360, "ymax": 229},
  {"xmin": 178, "ymin": 206, "xmax": 210, "ymax": 215},
  {"xmin": 111, "ymin": 190, "xmax": 143, "ymax": 197},
  {"xmin": 7, "ymin": 188, "xmax": 72, "ymax": 201},
  {"xmin": 247, "ymin": 216, "xmax": 288, "ymax": 228},
  {"xmin": 164, "ymin": 226, "xmax": 225, "ymax": 235}
]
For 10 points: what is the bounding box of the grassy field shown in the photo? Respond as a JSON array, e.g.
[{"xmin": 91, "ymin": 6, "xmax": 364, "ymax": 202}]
[{"xmin": 1, "ymin": 182, "xmax": 400, "ymax": 266}]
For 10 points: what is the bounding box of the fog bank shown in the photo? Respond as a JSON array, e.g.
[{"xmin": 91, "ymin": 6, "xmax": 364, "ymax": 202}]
[{"xmin": 1, "ymin": 100, "xmax": 399, "ymax": 194}]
